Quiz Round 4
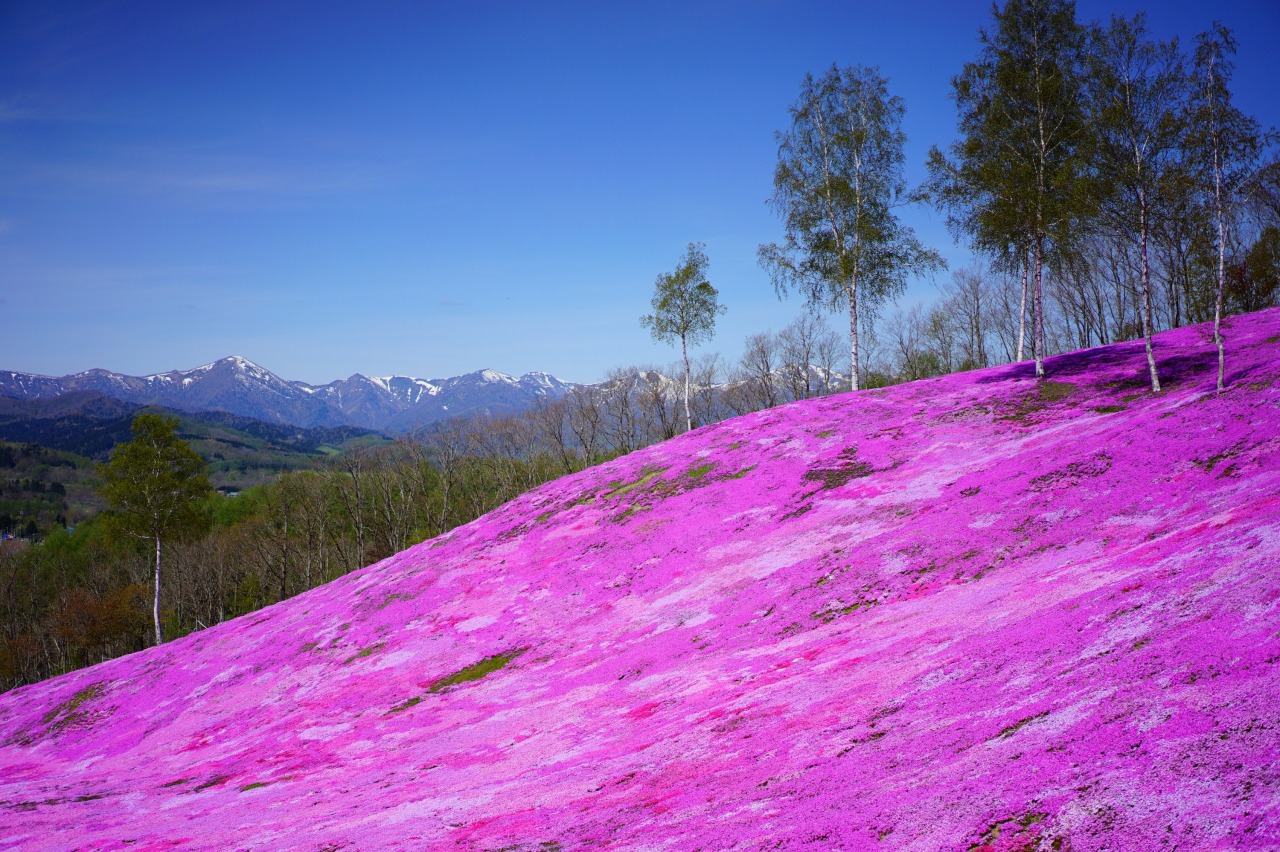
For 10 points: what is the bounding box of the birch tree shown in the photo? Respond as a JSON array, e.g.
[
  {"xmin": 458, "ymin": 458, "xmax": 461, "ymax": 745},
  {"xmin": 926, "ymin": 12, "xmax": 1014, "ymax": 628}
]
[
  {"xmin": 1089, "ymin": 13, "xmax": 1187, "ymax": 392},
  {"xmin": 1190, "ymin": 23, "xmax": 1267, "ymax": 391},
  {"xmin": 98, "ymin": 414, "xmax": 212, "ymax": 645},
  {"xmin": 641, "ymin": 242, "xmax": 724, "ymax": 432},
  {"xmin": 760, "ymin": 64, "xmax": 943, "ymax": 390},
  {"xmin": 927, "ymin": 0, "xmax": 1091, "ymax": 379}
]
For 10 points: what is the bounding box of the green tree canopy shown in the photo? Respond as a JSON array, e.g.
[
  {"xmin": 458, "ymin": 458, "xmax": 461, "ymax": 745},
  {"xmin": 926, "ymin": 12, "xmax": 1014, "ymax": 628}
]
[
  {"xmin": 1189, "ymin": 23, "xmax": 1270, "ymax": 390},
  {"xmin": 641, "ymin": 241, "xmax": 725, "ymax": 432},
  {"xmin": 760, "ymin": 64, "xmax": 942, "ymax": 390},
  {"xmin": 927, "ymin": 0, "xmax": 1091, "ymax": 377},
  {"xmin": 98, "ymin": 413, "xmax": 212, "ymax": 644},
  {"xmin": 1086, "ymin": 12, "xmax": 1188, "ymax": 391}
]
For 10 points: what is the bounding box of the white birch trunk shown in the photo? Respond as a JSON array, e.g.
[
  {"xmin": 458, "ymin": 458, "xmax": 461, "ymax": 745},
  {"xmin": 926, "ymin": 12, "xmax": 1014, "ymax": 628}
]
[
  {"xmin": 1213, "ymin": 138, "xmax": 1228, "ymax": 392},
  {"xmin": 1138, "ymin": 190, "xmax": 1161, "ymax": 392},
  {"xmin": 153, "ymin": 535, "xmax": 163, "ymax": 645},
  {"xmin": 848, "ymin": 286, "xmax": 860, "ymax": 391},
  {"xmin": 681, "ymin": 336, "xmax": 693, "ymax": 432},
  {"xmin": 1033, "ymin": 235, "xmax": 1046, "ymax": 378},
  {"xmin": 1017, "ymin": 248, "xmax": 1029, "ymax": 362}
]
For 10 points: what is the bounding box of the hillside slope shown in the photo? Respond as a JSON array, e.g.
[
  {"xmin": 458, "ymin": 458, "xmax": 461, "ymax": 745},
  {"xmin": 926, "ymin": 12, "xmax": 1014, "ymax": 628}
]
[{"xmin": 2, "ymin": 312, "xmax": 1279, "ymax": 851}]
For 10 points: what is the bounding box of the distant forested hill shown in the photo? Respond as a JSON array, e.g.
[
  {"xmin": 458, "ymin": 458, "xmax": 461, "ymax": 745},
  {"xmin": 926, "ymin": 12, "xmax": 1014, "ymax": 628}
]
[{"xmin": 0, "ymin": 393, "xmax": 387, "ymax": 523}]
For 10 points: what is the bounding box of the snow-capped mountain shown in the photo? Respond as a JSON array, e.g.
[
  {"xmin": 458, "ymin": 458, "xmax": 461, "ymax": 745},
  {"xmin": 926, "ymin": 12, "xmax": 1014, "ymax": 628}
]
[{"xmin": 0, "ymin": 357, "xmax": 577, "ymax": 432}]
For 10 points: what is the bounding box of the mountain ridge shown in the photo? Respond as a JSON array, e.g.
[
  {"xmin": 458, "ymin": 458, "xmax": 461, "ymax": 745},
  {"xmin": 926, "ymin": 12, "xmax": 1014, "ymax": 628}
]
[
  {"xmin": 0, "ymin": 357, "xmax": 578, "ymax": 432},
  {"xmin": 2, "ymin": 310, "xmax": 1278, "ymax": 849}
]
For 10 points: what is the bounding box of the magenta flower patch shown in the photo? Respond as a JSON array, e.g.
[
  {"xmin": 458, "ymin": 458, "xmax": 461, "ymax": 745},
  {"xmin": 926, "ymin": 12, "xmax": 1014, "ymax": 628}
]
[{"xmin": 2, "ymin": 310, "xmax": 1280, "ymax": 850}]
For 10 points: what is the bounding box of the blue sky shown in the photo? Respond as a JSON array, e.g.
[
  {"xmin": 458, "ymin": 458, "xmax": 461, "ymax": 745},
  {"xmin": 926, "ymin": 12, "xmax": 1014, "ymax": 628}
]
[{"xmin": 2, "ymin": 1, "xmax": 1277, "ymax": 385}]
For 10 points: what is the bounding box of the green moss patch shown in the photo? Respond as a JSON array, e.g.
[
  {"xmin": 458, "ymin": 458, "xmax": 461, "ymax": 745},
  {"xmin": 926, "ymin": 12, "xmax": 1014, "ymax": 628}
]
[
  {"xmin": 814, "ymin": 598, "xmax": 880, "ymax": 623},
  {"xmin": 601, "ymin": 467, "xmax": 668, "ymax": 500},
  {"xmin": 7, "ymin": 682, "xmax": 114, "ymax": 745},
  {"xmin": 427, "ymin": 647, "xmax": 529, "ymax": 694},
  {"xmin": 40, "ymin": 683, "xmax": 106, "ymax": 727},
  {"xmin": 342, "ymin": 643, "xmax": 385, "ymax": 665},
  {"xmin": 387, "ymin": 695, "xmax": 423, "ymax": 714},
  {"xmin": 997, "ymin": 381, "xmax": 1078, "ymax": 424},
  {"xmin": 1037, "ymin": 380, "xmax": 1075, "ymax": 402},
  {"xmin": 1194, "ymin": 441, "xmax": 1246, "ymax": 474},
  {"xmin": 992, "ymin": 710, "xmax": 1050, "ymax": 741},
  {"xmin": 803, "ymin": 447, "xmax": 876, "ymax": 490},
  {"xmin": 685, "ymin": 462, "xmax": 716, "ymax": 481},
  {"xmin": 1029, "ymin": 452, "xmax": 1112, "ymax": 491}
]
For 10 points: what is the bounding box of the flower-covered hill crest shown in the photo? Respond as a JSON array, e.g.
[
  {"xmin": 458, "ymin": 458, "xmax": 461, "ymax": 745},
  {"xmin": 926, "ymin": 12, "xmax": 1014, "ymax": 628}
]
[{"xmin": 2, "ymin": 310, "xmax": 1280, "ymax": 851}]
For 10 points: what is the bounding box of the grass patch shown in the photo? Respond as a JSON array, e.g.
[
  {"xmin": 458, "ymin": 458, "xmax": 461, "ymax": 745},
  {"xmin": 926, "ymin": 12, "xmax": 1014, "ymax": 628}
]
[
  {"xmin": 387, "ymin": 695, "xmax": 423, "ymax": 714},
  {"xmin": 804, "ymin": 464, "xmax": 874, "ymax": 489},
  {"xmin": 40, "ymin": 683, "xmax": 106, "ymax": 727},
  {"xmin": 969, "ymin": 812, "xmax": 1047, "ymax": 851},
  {"xmin": 1194, "ymin": 441, "xmax": 1245, "ymax": 474},
  {"xmin": 1037, "ymin": 380, "xmax": 1075, "ymax": 402},
  {"xmin": 239, "ymin": 782, "xmax": 270, "ymax": 792},
  {"xmin": 9, "ymin": 682, "xmax": 114, "ymax": 743},
  {"xmin": 1030, "ymin": 452, "xmax": 1112, "ymax": 491},
  {"xmin": 993, "ymin": 710, "xmax": 1049, "ymax": 741},
  {"xmin": 814, "ymin": 599, "xmax": 879, "ymax": 622},
  {"xmin": 803, "ymin": 446, "xmax": 876, "ymax": 490},
  {"xmin": 602, "ymin": 467, "xmax": 668, "ymax": 500},
  {"xmin": 997, "ymin": 381, "xmax": 1077, "ymax": 424},
  {"xmin": 427, "ymin": 647, "xmax": 529, "ymax": 694},
  {"xmin": 1093, "ymin": 404, "xmax": 1126, "ymax": 414},
  {"xmin": 342, "ymin": 643, "xmax": 385, "ymax": 665},
  {"xmin": 193, "ymin": 775, "xmax": 231, "ymax": 792},
  {"xmin": 935, "ymin": 403, "xmax": 991, "ymax": 424},
  {"xmin": 160, "ymin": 778, "xmax": 189, "ymax": 788},
  {"xmin": 378, "ymin": 593, "xmax": 413, "ymax": 610},
  {"xmin": 685, "ymin": 462, "xmax": 716, "ymax": 480}
]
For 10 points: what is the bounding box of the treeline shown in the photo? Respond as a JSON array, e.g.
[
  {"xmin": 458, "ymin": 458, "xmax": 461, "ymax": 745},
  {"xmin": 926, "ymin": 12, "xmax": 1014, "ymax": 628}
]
[
  {"xmin": 748, "ymin": 2, "xmax": 1278, "ymax": 395},
  {"xmin": 918, "ymin": 6, "xmax": 1278, "ymax": 391}
]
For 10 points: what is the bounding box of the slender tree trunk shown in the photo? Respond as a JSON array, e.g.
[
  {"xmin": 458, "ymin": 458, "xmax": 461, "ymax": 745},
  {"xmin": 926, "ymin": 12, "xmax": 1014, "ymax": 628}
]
[
  {"xmin": 681, "ymin": 336, "xmax": 692, "ymax": 432},
  {"xmin": 1138, "ymin": 191, "xmax": 1161, "ymax": 392},
  {"xmin": 1017, "ymin": 246, "xmax": 1029, "ymax": 362},
  {"xmin": 1213, "ymin": 144, "xmax": 1228, "ymax": 391},
  {"xmin": 280, "ymin": 516, "xmax": 289, "ymax": 602},
  {"xmin": 153, "ymin": 535, "xmax": 163, "ymax": 645},
  {"xmin": 848, "ymin": 284, "xmax": 860, "ymax": 391},
  {"xmin": 1033, "ymin": 233, "xmax": 1046, "ymax": 378}
]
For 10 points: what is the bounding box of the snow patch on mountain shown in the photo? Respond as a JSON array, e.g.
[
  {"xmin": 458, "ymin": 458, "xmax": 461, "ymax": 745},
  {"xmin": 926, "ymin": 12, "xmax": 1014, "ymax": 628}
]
[{"xmin": 0, "ymin": 358, "xmax": 577, "ymax": 432}]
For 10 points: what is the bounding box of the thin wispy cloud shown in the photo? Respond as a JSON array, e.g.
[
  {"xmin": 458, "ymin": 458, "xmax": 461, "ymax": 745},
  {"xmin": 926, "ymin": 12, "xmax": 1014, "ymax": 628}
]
[
  {"xmin": 22, "ymin": 154, "xmax": 390, "ymax": 197},
  {"xmin": 0, "ymin": 96, "xmax": 114, "ymax": 125},
  {"xmin": 0, "ymin": 100, "xmax": 24, "ymax": 123}
]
